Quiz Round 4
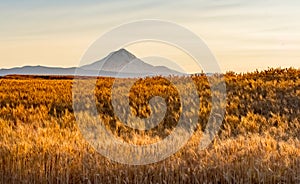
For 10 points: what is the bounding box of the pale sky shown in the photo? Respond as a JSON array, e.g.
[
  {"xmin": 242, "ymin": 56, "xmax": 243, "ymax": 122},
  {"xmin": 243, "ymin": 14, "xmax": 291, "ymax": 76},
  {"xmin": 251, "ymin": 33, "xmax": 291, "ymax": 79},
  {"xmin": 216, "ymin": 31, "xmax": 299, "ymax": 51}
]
[{"xmin": 1, "ymin": 0, "xmax": 300, "ymax": 73}]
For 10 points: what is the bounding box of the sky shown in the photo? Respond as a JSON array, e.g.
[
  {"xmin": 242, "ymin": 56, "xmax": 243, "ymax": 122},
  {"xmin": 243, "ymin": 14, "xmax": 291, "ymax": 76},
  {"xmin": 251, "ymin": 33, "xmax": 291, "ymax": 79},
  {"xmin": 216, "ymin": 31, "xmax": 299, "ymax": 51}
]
[{"xmin": 1, "ymin": 0, "xmax": 300, "ymax": 73}]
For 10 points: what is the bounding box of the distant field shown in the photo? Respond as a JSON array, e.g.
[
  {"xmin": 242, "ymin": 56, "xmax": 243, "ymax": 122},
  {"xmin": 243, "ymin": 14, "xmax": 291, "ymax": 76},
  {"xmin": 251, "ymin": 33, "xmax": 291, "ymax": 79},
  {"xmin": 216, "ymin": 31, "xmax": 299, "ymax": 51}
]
[{"xmin": 0, "ymin": 68, "xmax": 300, "ymax": 183}]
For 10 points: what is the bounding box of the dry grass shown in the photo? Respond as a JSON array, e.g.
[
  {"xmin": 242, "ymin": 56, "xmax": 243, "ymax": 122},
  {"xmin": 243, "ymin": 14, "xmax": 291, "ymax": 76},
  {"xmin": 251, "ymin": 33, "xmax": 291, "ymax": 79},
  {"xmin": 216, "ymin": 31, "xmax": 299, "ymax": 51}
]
[{"xmin": 0, "ymin": 68, "xmax": 300, "ymax": 183}]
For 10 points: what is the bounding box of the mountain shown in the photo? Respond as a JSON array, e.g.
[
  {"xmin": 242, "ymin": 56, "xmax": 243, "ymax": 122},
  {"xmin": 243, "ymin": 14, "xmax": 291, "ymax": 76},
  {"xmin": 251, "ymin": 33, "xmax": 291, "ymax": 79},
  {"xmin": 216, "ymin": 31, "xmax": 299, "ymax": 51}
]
[
  {"xmin": 0, "ymin": 49, "xmax": 183, "ymax": 77},
  {"xmin": 0, "ymin": 66, "xmax": 77, "ymax": 76}
]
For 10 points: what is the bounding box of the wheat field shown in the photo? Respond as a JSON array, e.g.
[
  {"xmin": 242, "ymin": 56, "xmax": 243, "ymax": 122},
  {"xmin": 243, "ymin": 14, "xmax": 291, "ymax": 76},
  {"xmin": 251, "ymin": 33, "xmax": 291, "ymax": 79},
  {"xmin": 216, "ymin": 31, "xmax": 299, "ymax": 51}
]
[{"xmin": 0, "ymin": 68, "xmax": 300, "ymax": 183}]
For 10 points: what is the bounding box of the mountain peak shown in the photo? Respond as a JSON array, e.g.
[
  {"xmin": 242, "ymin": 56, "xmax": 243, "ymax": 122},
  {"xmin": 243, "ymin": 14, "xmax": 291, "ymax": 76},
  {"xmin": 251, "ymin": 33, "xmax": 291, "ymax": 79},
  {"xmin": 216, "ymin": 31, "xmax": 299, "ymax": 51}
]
[
  {"xmin": 110, "ymin": 48, "xmax": 136, "ymax": 61},
  {"xmin": 116, "ymin": 48, "xmax": 129, "ymax": 53}
]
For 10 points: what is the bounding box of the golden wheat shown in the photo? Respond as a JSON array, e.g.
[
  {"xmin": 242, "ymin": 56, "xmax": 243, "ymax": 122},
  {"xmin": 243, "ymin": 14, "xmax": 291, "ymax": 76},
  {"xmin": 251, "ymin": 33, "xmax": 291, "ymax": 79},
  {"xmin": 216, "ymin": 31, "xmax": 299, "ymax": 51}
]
[{"xmin": 0, "ymin": 68, "xmax": 299, "ymax": 183}]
